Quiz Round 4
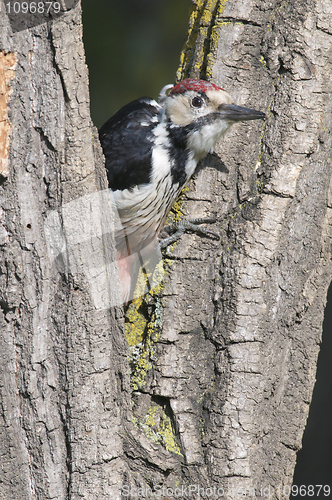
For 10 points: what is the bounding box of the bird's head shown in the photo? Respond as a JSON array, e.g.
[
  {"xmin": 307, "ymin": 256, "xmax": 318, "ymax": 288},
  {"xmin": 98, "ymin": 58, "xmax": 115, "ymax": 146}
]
[{"xmin": 162, "ymin": 78, "xmax": 265, "ymax": 159}]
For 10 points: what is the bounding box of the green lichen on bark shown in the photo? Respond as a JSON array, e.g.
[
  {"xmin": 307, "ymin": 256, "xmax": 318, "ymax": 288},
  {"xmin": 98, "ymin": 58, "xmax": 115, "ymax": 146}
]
[
  {"xmin": 125, "ymin": 270, "xmax": 164, "ymax": 391},
  {"xmin": 176, "ymin": 0, "xmax": 228, "ymax": 82},
  {"xmin": 131, "ymin": 403, "xmax": 183, "ymax": 456}
]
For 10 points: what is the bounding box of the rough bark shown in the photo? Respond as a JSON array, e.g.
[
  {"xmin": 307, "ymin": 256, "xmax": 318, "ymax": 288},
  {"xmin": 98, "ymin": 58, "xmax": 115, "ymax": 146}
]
[
  {"xmin": 0, "ymin": 3, "xmax": 131, "ymax": 499},
  {"xmin": 1, "ymin": 0, "xmax": 332, "ymax": 499},
  {"xmin": 125, "ymin": 0, "xmax": 332, "ymax": 497}
]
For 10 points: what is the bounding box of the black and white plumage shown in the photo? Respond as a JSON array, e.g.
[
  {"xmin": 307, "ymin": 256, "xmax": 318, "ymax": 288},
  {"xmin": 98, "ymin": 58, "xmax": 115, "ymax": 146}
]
[{"xmin": 99, "ymin": 78, "xmax": 265, "ymax": 301}]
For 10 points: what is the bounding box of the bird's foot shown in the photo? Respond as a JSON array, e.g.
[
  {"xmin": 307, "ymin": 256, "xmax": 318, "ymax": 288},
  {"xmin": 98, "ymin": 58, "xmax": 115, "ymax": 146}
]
[{"xmin": 159, "ymin": 218, "xmax": 219, "ymax": 249}]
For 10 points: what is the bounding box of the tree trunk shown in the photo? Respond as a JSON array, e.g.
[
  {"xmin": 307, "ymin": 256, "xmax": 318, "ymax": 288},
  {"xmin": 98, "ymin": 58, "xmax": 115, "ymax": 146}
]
[
  {"xmin": 125, "ymin": 0, "xmax": 332, "ymax": 497},
  {"xmin": 0, "ymin": 4, "xmax": 131, "ymax": 499},
  {"xmin": 1, "ymin": 0, "xmax": 332, "ymax": 499}
]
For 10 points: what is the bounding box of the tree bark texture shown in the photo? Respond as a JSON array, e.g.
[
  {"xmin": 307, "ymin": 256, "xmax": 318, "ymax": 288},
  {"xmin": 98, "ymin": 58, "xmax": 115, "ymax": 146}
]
[
  {"xmin": 0, "ymin": 3, "xmax": 131, "ymax": 499},
  {"xmin": 1, "ymin": 0, "xmax": 332, "ymax": 499},
  {"xmin": 125, "ymin": 0, "xmax": 332, "ymax": 497}
]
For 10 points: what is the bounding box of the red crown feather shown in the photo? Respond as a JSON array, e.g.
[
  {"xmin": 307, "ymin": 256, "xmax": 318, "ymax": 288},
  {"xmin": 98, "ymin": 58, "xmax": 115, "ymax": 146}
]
[{"xmin": 170, "ymin": 78, "xmax": 224, "ymax": 95}]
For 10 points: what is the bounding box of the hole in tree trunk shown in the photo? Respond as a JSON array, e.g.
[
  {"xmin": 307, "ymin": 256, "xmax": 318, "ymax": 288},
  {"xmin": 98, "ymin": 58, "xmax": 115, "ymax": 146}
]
[{"xmin": 291, "ymin": 282, "xmax": 332, "ymax": 494}]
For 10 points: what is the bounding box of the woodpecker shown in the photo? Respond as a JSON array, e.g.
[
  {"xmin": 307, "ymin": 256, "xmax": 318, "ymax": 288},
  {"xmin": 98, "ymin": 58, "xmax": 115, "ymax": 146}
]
[{"xmin": 99, "ymin": 78, "xmax": 265, "ymax": 302}]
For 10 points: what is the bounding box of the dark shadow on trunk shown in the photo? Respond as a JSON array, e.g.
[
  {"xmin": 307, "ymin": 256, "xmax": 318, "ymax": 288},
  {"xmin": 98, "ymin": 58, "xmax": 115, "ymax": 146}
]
[{"xmin": 292, "ymin": 283, "xmax": 332, "ymax": 492}]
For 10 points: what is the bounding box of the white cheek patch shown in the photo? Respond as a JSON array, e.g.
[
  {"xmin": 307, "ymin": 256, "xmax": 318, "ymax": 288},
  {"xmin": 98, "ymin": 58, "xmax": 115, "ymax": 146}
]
[
  {"xmin": 165, "ymin": 95, "xmax": 193, "ymax": 126},
  {"xmin": 164, "ymin": 93, "xmax": 214, "ymax": 126},
  {"xmin": 187, "ymin": 120, "xmax": 231, "ymax": 158}
]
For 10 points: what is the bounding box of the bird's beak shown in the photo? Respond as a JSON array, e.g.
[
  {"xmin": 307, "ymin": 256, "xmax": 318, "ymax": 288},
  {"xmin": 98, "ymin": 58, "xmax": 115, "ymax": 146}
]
[{"xmin": 218, "ymin": 103, "xmax": 266, "ymax": 122}]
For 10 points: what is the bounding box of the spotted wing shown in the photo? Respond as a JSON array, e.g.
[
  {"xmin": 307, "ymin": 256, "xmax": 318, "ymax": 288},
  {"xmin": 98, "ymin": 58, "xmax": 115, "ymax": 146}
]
[{"xmin": 99, "ymin": 97, "xmax": 160, "ymax": 192}]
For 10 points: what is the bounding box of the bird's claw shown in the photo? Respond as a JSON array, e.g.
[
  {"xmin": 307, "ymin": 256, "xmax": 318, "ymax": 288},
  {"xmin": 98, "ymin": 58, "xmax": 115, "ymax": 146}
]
[{"xmin": 159, "ymin": 217, "xmax": 219, "ymax": 249}]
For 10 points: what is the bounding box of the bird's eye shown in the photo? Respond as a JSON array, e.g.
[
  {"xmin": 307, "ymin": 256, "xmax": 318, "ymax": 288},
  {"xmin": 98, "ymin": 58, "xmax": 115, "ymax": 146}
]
[{"xmin": 191, "ymin": 96, "xmax": 203, "ymax": 108}]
